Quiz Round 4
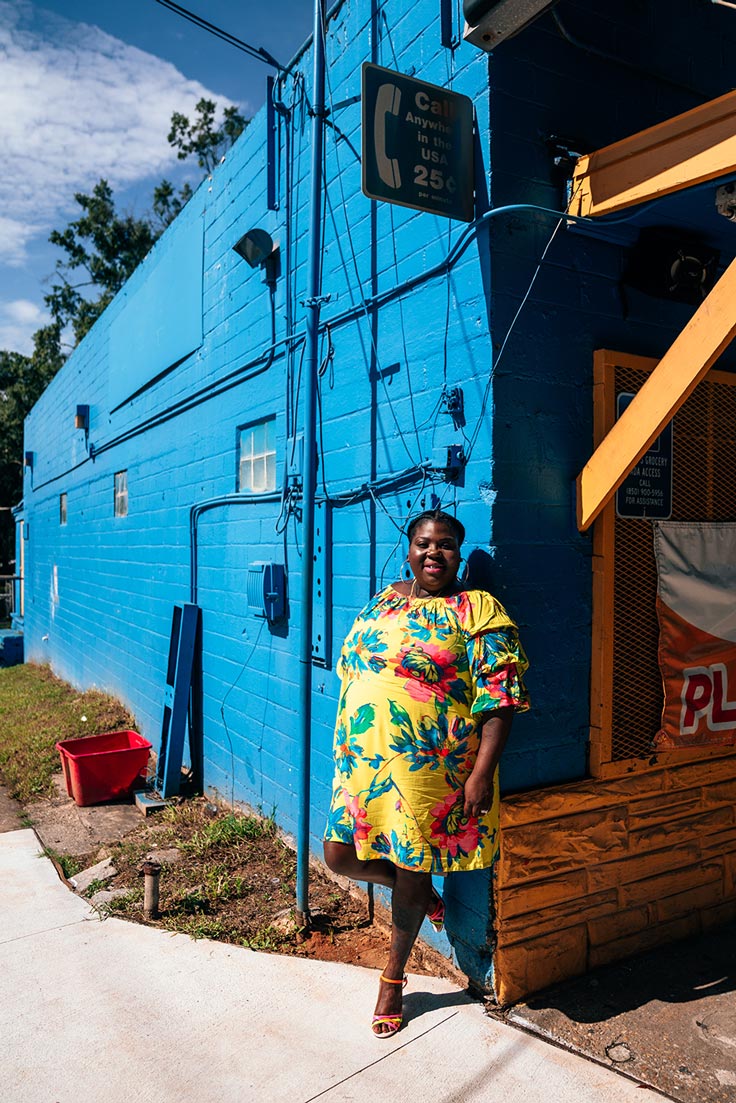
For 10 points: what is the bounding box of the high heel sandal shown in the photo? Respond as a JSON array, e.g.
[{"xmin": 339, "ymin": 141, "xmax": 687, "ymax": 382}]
[
  {"xmin": 371, "ymin": 973, "xmax": 407, "ymax": 1038},
  {"xmin": 427, "ymin": 894, "xmax": 445, "ymax": 933}
]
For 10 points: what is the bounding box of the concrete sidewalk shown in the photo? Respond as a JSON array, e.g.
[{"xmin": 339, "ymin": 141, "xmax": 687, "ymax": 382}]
[{"xmin": 0, "ymin": 829, "xmax": 665, "ymax": 1103}]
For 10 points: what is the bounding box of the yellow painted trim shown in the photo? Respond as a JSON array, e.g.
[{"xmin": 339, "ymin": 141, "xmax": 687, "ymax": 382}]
[
  {"xmin": 569, "ymin": 89, "xmax": 736, "ymax": 217},
  {"xmin": 577, "ymin": 254, "xmax": 736, "ymax": 532},
  {"xmin": 594, "ymin": 744, "xmax": 736, "ymax": 781},
  {"xmin": 588, "ymin": 350, "xmax": 736, "ymax": 774},
  {"xmin": 588, "ymin": 350, "xmax": 619, "ymax": 775}
]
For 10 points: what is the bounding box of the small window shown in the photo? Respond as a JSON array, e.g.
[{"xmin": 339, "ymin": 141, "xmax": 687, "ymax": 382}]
[
  {"xmin": 237, "ymin": 418, "xmax": 276, "ymax": 492},
  {"xmin": 114, "ymin": 470, "xmax": 128, "ymax": 517},
  {"xmin": 59, "ymin": 493, "xmax": 67, "ymax": 526}
]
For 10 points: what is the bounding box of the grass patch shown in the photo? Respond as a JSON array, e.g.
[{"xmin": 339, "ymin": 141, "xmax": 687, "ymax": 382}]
[
  {"xmin": 41, "ymin": 847, "xmax": 83, "ymax": 881},
  {"xmin": 0, "ymin": 663, "xmax": 137, "ymax": 800},
  {"xmin": 182, "ymin": 810, "xmax": 275, "ymax": 856}
]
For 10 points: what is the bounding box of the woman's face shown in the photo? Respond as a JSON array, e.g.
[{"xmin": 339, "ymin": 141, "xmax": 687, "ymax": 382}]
[{"xmin": 408, "ymin": 520, "xmax": 462, "ymax": 594}]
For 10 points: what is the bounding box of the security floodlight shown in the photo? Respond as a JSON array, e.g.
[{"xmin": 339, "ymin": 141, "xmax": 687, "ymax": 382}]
[{"xmin": 233, "ymin": 228, "xmax": 275, "ymax": 268}]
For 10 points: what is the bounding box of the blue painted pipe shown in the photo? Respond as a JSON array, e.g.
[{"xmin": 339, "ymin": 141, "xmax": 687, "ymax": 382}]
[{"xmin": 296, "ymin": 0, "xmax": 327, "ymax": 924}]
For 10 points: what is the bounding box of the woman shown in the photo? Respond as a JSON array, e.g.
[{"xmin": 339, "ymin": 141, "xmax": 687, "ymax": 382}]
[{"xmin": 323, "ymin": 509, "xmax": 529, "ymax": 1037}]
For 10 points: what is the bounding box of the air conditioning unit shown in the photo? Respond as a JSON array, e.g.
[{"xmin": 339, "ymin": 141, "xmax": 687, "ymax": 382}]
[
  {"xmin": 247, "ymin": 562, "xmax": 286, "ymax": 623},
  {"xmin": 463, "ymin": 0, "xmax": 558, "ymax": 51}
]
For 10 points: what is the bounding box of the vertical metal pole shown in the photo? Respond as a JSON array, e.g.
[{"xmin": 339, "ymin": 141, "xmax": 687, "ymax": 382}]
[{"xmin": 296, "ymin": 0, "xmax": 326, "ymax": 925}]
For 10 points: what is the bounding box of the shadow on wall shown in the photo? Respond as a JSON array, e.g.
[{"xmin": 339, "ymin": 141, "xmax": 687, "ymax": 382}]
[{"xmin": 444, "ymin": 865, "xmax": 495, "ymax": 990}]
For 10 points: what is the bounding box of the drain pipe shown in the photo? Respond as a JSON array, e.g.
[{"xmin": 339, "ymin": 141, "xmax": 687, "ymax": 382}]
[{"xmin": 295, "ymin": 0, "xmax": 327, "ymax": 926}]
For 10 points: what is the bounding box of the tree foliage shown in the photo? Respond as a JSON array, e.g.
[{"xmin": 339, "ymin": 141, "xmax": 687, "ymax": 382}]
[
  {"xmin": 0, "ymin": 325, "xmax": 64, "ymax": 568},
  {"xmin": 0, "ymin": 99, "xmax": 249, "ymax": 570},
  {"xmin": 168, "ymin": 98, "xmax": 248, "ymax": 173},
  {"xmin": 46, "ymin": 180, "xmax": 159, "ymax": 346}
]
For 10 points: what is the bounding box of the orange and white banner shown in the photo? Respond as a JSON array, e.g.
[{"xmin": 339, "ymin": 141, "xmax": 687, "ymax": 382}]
[{"xmin": 654, "ymin": 522, "xmax": 736, "ymax": 749}]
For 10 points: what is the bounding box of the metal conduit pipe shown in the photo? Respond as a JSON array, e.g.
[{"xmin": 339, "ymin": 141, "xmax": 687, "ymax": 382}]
[
  {"xmin": 29, "ymin": 201, "xmax": 643, "ymax": 496},
  {"xmin": 295, "ymin": 0, "xmax": 327, "ymax": 927},
  {"xmin": 189, "ymin": 492, "xmax": 283, "ymax": 604},
  {"xmin": 319, "ymin": 201, "xmax": 647, "ymax": 333}
]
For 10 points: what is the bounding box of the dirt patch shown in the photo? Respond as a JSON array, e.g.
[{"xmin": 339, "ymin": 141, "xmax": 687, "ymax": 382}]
[{"xmin": 77, "ymin": 796, "xmax": 457, "ymax": 981}]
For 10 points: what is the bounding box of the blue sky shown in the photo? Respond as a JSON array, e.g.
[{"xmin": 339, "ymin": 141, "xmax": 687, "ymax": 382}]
[{"xmin": 0, "ymin": 0, "xmax": 314, "ymax": 354}]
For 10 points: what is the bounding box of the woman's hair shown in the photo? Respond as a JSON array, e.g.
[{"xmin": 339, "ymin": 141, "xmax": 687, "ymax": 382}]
[{"xmin": 406, "ymin": 509, "xmax": 465, "ymax": 546}]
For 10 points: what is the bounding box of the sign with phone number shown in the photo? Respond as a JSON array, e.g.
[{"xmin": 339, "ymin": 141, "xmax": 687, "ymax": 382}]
[{"xmin": 361, "ymin": 62, "xmax": 475, "ymax": 223}]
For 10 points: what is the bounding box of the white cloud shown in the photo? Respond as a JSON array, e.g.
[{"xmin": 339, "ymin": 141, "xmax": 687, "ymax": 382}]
[
  {"xmin": 0, "ymin": 299, "xmax": 49, "ymax": 354},
  {"xmin": 0, "ymin": 0, "xmax": 236, "ymax": 268}
]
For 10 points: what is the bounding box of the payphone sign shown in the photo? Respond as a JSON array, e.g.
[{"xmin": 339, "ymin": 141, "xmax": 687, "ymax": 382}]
[{"xmin": 361, "ymin": 63, "xmax": 474, "ymax": 223}]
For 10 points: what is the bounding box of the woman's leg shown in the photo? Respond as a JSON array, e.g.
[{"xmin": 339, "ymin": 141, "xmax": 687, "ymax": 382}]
[
  {"xmin": 324, "ymin": 840, "xmax": 444, "ymax": 916},
  {"xmin": 323, "ymin": 840, "xmax": 396, "ymax": 888},
  {"xmin": 374, "ymin": 867, "xmax": 433, "ymax": 1034}
]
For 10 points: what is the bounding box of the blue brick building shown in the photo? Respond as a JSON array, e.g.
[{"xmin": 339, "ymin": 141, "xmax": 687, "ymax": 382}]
[{"xmin": 16, "ymin": 0, "xmax": 736, "ymax": 998}]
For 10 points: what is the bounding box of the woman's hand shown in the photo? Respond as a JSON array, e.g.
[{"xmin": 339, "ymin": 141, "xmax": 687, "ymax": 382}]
[
  {"xmin": 462, "ymin": 708, "xmax": 514, "ymax": 819},
  {"xmin": 463, "ymin": 769, "xmax": 493, "ymax": 819}
]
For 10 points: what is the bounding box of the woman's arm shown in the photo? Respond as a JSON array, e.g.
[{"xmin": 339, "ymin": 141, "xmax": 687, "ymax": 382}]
[{"xmin": 462, "ymin": 708, "xmax": 514, "ymax": 818}]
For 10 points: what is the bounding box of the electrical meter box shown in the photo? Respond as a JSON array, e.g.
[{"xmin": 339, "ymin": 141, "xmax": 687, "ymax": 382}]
[{"xmin": 247, "ymin": 562, "xmax": 286, "ymax": 622}]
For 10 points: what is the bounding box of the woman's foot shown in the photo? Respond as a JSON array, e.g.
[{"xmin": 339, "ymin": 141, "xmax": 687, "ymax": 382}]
[
  {"xmin": 371, "ymin": 973, "xmax": 406, "ymax": 1037},
  {"xmin": 426, "ymin": 888, "xmax": 445, "ymax": 932}
]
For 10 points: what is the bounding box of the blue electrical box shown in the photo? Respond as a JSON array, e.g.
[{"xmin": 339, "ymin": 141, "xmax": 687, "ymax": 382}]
[{"xmin": 247, "ymin": 562, "xmax": 286, "ymax": 622}]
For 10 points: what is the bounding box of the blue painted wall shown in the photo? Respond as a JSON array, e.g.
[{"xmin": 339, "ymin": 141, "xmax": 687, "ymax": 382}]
[
  {"xmin": 483, "ymin": 0, "xmax": 736, "ymax": 796},
  {"xmin": 19, "ymin": 0, "xmax": 736, "ymax": 987}
]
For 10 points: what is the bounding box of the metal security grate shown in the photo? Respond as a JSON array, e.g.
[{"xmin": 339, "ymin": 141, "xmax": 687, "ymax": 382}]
[{"xmin": 610, "ymin": 364, "xmax": 736, "ymax": 761}]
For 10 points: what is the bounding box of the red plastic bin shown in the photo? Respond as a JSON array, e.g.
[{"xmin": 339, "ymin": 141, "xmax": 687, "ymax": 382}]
[{"xmin": 56, "ymin": 730, "xmax": 152, "ymax": 807}]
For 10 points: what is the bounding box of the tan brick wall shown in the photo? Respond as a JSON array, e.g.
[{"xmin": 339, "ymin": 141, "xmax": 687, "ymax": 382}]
[{"xmin": 493, "ymin": 754, "xmax": 736, "ymax": 1004}]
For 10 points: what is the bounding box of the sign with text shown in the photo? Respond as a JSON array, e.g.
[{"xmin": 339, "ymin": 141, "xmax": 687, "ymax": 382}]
[
  {"xmin": 615, "ymin": 392, "xmax": 673, "ymax": 520},
  {"xmin": 654, "ymin": 522, "xmax": 736, "ymax": 749},
  {"xmin": 361, "ymin": 63, "xmax": 474, "ymax": 222}
]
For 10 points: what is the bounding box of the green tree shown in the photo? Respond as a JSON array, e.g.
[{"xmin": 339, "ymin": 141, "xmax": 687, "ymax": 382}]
[
  {"xmin": 168, "ymin": 98, "xmax": 247, "ymax": 173},
  {"xmin": 44, "ymin": 100, "xmax": 247, "ymax": 350},
  {"xmin": 0, "ymin": 325, "xmax": 64, "ymax": 570},
  {"xmin": 45, "ymin": 179, "xmax": 159, "ymax": 347},
  {"xmin": 0, "ymin": 99, "xmax": 249, "ymax": 570}
]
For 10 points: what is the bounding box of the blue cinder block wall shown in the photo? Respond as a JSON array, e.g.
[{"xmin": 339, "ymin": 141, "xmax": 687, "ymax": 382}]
[
  {"xmin": 19, "ymin": 0, "xmax": 736, "ymax": 988},
  {"xmin": 20, "ymin": 0, "xmax": 503, "ymax": 982},
  {"xmin": 484, "ymin": 0, "xmax": 736, "ymax": 795}
]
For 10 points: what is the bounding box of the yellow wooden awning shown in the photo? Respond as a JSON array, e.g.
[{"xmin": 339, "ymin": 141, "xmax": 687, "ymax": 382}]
[
  {"xmin": 569, "ymin": 89, "xmax": 736, "ymax": 219},
  {"xmin": 574, "ymin": 90, "xmax": 736, "ymax": 531}
]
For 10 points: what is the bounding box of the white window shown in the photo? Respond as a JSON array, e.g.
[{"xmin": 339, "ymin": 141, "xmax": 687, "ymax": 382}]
[
  {"xmin": 114, "ymin": 470, "xmax": 128, "ymax": 517},
  {"xmin": 238, "ymin": 419, "xmax": 276, "ymax": 492},
  {"xmin": 59, "ymin": 493, "xmax": 67, "ymax": 526}
]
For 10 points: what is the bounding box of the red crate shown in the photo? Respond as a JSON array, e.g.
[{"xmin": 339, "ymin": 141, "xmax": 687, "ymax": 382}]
[{"xmin": 56, "ymin": 730, "xmax": 152, "ymax": 807}]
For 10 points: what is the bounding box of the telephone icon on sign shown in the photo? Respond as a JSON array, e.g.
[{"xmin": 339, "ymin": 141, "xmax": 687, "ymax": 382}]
[{"xmin": 374, "ymin": 83, "xmax": 401, "ymax": 189}]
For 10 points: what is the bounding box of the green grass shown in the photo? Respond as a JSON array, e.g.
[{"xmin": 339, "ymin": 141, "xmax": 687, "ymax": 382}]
[
  {"xmin": 0, "ymin": 663, "xmax": 137, "ymax": 801},
  {"xmin": 182, "ymin": 810, "xmax": 276, "ymax": 856},
  {"xmin": 41, "ymin": 847, "xmax": 83, "ymax": 880}
]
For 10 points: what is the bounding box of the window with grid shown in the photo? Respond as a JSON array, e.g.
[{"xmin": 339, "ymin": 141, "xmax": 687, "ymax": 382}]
[
  {"xmin": 59, "ymin": 493, "xmax": 67, "ymax": 526},
  {"xmin": 114, "ymin": 470, "xmax": 128, "ymax": 517},
  {"xmin": 237, "ymin": 418, "xmax": 276, "ymax": 492},
  {"xmin": 590, "ymin": 350, "xmax": 736, "ymax": 777}
]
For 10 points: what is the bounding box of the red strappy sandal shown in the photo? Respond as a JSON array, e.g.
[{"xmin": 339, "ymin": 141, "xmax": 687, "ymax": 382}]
[{"xmin": 371, "ymin": 973, "xmax": 407, "ymax": 1038}]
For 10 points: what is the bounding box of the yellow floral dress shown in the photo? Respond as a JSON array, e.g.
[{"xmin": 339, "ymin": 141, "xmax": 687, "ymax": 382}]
[{"xmin": 324, "ymin": 586, "xmax": 530, "ymax": 873}]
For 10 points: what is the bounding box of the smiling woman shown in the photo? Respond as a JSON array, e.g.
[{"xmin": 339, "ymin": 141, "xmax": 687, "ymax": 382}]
[{"xmin": 322, "ymin": 508, "xmax": 530, "ymax": 1037}]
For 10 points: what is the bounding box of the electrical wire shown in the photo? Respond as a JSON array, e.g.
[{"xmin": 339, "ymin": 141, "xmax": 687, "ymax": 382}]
[
  {"xmin": 464, "ymin": 213, "xmax": 566, "ymax": 463},
  {"xmin": 319, "ymin": 35, "xmax": 422, "ymax": 470},
  {"xmin": 377, "ymin": 467, "xmax": 432, "ymax": 588},
  {"xmin": 220, "ymin": 620, "xmax": 266, "ymax": 808},
  {"xmin": 154, "ymin": 0, "xmax": 284, "ymax": 70},
  {"xmin": 463, "ymin": 176, "xmax": 589, "ymax": 466},
  {"xmin": 387, "ymin": 201, "xmax": 423, "ymax": 456}
]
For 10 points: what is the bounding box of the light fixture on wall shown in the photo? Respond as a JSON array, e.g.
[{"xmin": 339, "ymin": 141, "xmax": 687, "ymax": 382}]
[
  {"xmin": 74, "ymin": 405, "xmax": 89, "ymax": 431},
  {"xmin": 716, "ymin": 182, "xmax": 736, "ymax": 221},
  {"xmin": 24, "ymin": 451, "xmax": 33, "ymax": 469},
  {"xmin": 463, "ymin": 0, "xmax": 558, "ymax": 51},
  {"xmin": 233, "ymin": 227, "xmax": 279, "ymax": 286}
]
